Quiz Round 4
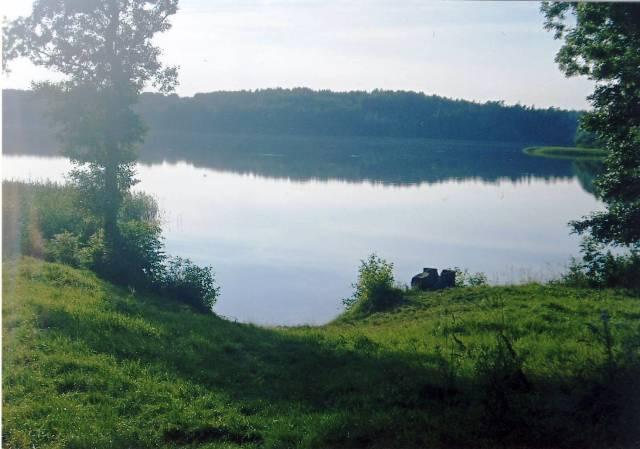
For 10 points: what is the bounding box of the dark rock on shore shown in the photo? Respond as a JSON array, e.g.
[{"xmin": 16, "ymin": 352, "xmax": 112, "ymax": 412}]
[{"xmin": 411, "ymin": 268, "xmax": 456, "ymax": 290}]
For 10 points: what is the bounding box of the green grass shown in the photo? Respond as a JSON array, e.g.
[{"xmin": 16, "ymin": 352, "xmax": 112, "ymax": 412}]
[
  {"xmin": 523, "ymin": 146, "xmax": 607, "ymax": 160},
  {"xmin": 4, "ymin": 257, "xmax": 640, "ymax": 448}
]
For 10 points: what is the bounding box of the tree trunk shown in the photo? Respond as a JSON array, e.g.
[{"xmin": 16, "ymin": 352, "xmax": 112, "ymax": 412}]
[
  {"xmin": 103, "ymin": 153, "xmax": 120, "ymax": 260},
  {"xmin": 103, "ymin": 0, "xmax": 123, "ymax": 267}
]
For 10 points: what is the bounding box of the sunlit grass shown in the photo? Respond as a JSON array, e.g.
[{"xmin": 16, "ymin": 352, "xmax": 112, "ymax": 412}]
[{"xmin": 4, "ymin": 257, "xmax": 640, "ymax": 448}]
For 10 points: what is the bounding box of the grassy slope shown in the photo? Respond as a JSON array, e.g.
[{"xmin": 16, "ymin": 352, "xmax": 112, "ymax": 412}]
[
  {"xmin": 523, "ymin": 146, "xmax": 607, "ymax": 160},
  {"xmin": 4, "ymin": 258, "xmax": 640, "ymax": 448}
]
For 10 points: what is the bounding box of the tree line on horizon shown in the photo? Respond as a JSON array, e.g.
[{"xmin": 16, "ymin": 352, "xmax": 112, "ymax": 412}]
[{"xmin": 4, "ymin": 87, "xmax": 579, "ymax": 145}]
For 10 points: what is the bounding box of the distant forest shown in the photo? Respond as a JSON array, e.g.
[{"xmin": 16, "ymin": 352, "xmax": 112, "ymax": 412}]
[{"xmin": 3, "ymin": 88, "xmax": 580, "ymax": 147}]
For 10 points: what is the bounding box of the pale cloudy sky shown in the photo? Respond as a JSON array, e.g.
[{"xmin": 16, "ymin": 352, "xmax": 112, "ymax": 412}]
[{"xmin": 2, "ymin": 1, "xmax": 594, "ymax": 109}]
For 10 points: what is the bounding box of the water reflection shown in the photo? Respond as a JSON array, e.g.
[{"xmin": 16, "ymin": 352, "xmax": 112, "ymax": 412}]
[
  {"xmin": 4, "ymin": 128, "xmax": 602, "ymax": 189},
  {"xmin": 2, "ymin": 133, "xmax": 603, "ymax": 325}
]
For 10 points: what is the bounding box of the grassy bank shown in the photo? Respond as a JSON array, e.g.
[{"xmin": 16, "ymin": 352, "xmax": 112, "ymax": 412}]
[
  {"xmin": 523, "ymin": 146, "xmax": 607, "ymax": 160},
  {"xmin": 4, "ymin": 257, "xmax": 640, "ymax": 448}
]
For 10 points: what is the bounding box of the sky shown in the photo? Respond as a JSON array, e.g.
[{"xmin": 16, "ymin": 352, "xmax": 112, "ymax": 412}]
[{"xmin": 2, "ymin": 0, "xmax": 594, "ymax": 110}]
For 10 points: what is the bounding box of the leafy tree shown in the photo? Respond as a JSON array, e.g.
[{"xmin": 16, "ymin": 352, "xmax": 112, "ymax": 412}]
[
  {"xmin": 3, "ymin": 0, "xmax": 179, "ymax": 275},
  {"xmin": 542, "ymin": 2, "xmax": 640, "ymax": 247}
]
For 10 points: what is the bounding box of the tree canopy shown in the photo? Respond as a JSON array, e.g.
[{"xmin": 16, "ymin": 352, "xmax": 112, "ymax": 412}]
[
  {"xmin": 542, "ymin": 2, "xmax": 640, "ymax": 247},
  {"xmin": 3, "ymin": 0, "xmax": 178, "ymax": 92},
  {"xmin": 4, "ymin": 87, "xmax": 580, "ymax": 145},
  {"xmin": 3, "ymin": 0, "xmax": 180, "ymax": 274}
]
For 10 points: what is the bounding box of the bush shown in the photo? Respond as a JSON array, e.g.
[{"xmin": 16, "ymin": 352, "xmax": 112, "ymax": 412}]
[
  {"xmin": 3, "ymin": 181, "xmax": 92, "ymax": 258},
  {"xmin": 45, "ymin": 231, "xmax": 81, "ymax": 267},
  {"xmin": 116, "ymin": 220, "xmax": 166, "ymax": 287},
  {"xmin": 162, "ymin": 257, "xmax": 220, "ymax": 313},
  {"xmin": 4, "ymin": 181, "xmax": 224, "ymax": 307},
  {"xmin": 562, "ymin": 237, "xmax": 640, "ymax": 289},
  {"xmin": 27, "ymin": 182, "xmax": 88, "ymax": 239},
  {"xmin": 78, "ymin": 229, "xmax": 107, "ymax": 271},
  {"xmin": 343, "ymin": 253, "xmax": 403, "ymax": 314},
  {"xmin": 453, "ymin": 267, "xmax": 488, "ymax": 287}
]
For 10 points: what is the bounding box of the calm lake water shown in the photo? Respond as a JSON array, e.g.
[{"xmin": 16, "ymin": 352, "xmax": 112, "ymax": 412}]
[{"xmin": 2, "ymin": 135, "xmax": 603, "ymax": 325}]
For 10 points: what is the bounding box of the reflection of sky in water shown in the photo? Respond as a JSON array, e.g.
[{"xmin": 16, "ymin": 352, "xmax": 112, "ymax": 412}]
[{"xmin": 3, "ymin": 155, "xmax": 602, "ymax": 325}]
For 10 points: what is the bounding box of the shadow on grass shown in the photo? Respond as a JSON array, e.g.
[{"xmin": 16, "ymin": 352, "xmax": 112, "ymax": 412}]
[{"xmin": 18, "ymin": 263, "xmax": 640, "ymax": 448}]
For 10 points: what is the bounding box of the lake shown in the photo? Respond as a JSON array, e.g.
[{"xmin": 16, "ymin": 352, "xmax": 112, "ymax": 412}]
[{"xmin": 2, "ymin": 134, "xmax": 603, "ymax": 325}]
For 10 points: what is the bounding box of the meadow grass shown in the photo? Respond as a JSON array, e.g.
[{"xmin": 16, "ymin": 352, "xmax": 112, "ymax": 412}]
[
  {"xmin": 523, "ymin": 146, "xmax": 607, "ymax": 161},
  {"xmin": 3, "ymin": 257, "xmax": 640, "ymax": 448}
]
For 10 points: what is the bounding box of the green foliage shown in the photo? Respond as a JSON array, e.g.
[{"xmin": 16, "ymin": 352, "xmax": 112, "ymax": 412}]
[
  {"xmin": 3, "ymin": 87, "xmax": 581, "ymax": 145},
  {"xmin": 45, "ymin": 231, "xmax": 81, "ymax": 267},
  {"xmin": 5, "ymin": 258, "xmax": 640, "ymax": 449},
  {"xmin": 543, "ymin": 2, "xmax": 640, "ymax": 247},
  {"xmin": 8, "ymin": 181, "xmax": 90, "ymax": 239},
  {"xmin": 120, "ymin": 191, "xmax": 161, "ymax": 223},
  {"xmin": 3, "ymin": 184, "xmax": 160, "ymax": 277},
  {"xmin": 3, "ymin": 0, "xmax": 180, "ymax": 268},
  {"xmin": 162, "ymin": 257, "xmax": 221, "ymax": 313},
  {"xmin": 343, "ymin": 253, "xmax": 402, "ymax": 314},
  {"xmin": 137, "ymin": 88, "xmax": 579, "ymax": 144},
  {"xmin": 2, "ymin": 181, "xmax": 97, "ymax": 260},
  {"xmin": 574, "ymin": 124, "xmax": 602, "ymax": 149},
  {"xmin": 4, "ymin": 181, "xmax": 221, "ymax": 312},
  {"xmin": 453, "ymin": 267, "xmax": 488, "ymax": 287},
  {"xmin": 562, "ymin": 237, "xmax": 640, "ymax": 289},
  {"xmin": 115, "ymin": 220, "xmax": 166, "ymax": 288},
  {"xmin": 2, "ymin": 1, "xmax": 179, "ymax": 91},
  {"xmin": 77, "ymin": 229, "xmax": 107, "ymax": 271}
]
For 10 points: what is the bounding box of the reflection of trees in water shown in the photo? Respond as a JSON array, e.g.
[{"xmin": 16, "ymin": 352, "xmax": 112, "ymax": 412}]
[
  {"xmin": 572, "ymin": 160, "xmax": 604, "ymax": 195},
  {"xmin": 138, "ymin": 132, "xmax": 579, "ymax": 187},
  {"xmin": 5, "ymin": 126, "xmax": 582, "ymax": 188}
]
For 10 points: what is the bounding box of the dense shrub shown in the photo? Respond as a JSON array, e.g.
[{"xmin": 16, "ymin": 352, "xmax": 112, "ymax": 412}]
[
  {"xmin": 562, "ymin": 237, "xmax": 640, "ymax": 289},
  {"xmin": 3, "ymin": 181, "xmax": 90, "ymax": 259},
  {"xmin": 77, "ymin": 229, "xmax": 107, "ymax": 271},
  {"xmin": 3, "ymin": 181, "xmax": 221, "ymax": 312},
  {"xmin": 343, "ymin": 253, "xmax": 403, "ymax": 314},
  {"xmin": 26, "ymin": 183, "xmax": 88, "ymax": 239},
  {"xmin": 162, "ymin": 257, "xmax": 221, "ymax": 313},
  {"xmin": 116, "ymin": 220, "xmax": 166, "ymax": 288},
  {"xmin": 45, "ymin": 231, "xmax": 81, "ymax": 267},
  {"xmin": 5, "ymin": 182, "xmax": 166, "ymax": 287}
]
